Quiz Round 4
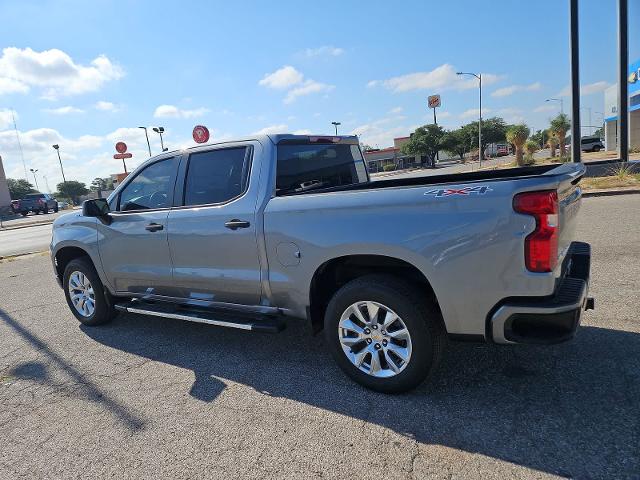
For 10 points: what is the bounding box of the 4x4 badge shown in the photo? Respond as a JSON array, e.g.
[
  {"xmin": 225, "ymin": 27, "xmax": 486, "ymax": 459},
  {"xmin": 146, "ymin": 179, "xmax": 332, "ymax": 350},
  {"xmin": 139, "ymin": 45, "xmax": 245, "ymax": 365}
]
[{"xmin": 423, "ymin": 186, "xmax": 492, "ymax": 197}]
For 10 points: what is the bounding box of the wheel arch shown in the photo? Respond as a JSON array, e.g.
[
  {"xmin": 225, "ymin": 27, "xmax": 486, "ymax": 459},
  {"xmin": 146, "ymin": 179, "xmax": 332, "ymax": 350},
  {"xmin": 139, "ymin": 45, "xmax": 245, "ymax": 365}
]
[{"xmin": 308, "ymin": 254, "xmax": 443, "ymax": 334}]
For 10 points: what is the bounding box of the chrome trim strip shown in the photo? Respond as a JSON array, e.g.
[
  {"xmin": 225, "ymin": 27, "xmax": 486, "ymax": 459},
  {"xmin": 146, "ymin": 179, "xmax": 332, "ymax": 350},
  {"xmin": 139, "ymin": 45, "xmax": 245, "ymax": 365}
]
[{"xmin": 125, "ymin": 307, "xmax": 253, "ymax": 330}]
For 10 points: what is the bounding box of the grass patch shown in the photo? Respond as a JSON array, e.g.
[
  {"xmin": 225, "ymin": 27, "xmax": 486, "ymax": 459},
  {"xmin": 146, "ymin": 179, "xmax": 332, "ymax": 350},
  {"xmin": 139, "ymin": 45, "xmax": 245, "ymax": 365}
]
[{"xmin": 581, "ymin": 172, "xmax": 640, "ymax": 190}]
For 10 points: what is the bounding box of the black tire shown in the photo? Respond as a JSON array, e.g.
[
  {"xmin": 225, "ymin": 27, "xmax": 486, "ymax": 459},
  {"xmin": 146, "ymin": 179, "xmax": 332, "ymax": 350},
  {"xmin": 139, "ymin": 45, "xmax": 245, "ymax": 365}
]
[
  {"xmin": 35, "ymin": 210, "xmax": 41, "ymax": 215},
  {"xmin": 54, "ymin": 204, "xmax": 59, "ymax": 213},
  {"xmin": 593, "ymin": 145, "xmax": 601, "ymax": 152},
  {"xmin": 20, "ymin": 211, "xmax": 28, "ymax": 217},
  {"xmin": 63, "ymin": 257, "xmax": 117, "ymax": 326},
  {"xmin": 324, "ymin": 274, "xmax": 446, "ymax": 393},
  {"xmin": 42, "ymin": 206, "xmax": 48, "ymax": 214}
]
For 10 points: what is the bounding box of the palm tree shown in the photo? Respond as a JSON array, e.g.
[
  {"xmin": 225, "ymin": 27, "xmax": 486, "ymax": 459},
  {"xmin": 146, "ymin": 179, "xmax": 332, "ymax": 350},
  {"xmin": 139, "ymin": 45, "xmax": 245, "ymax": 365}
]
[
  {"xmin": 506, "ymin": 124, "xmax": 530, "ymax": 166},
  {"xmin": 547, "ymin": 133, "xmax": 559, "ymax": 158},
  {"xmin": 550, "ymin": 113, "xmax": 571, "ymax": 157},
  {"xmin": 524, "ymin": 139, "xmax": 538, "ymax": 164}
]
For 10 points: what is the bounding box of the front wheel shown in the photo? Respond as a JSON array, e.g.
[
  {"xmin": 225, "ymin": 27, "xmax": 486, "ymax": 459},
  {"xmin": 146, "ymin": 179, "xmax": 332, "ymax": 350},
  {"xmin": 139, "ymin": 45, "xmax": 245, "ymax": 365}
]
[
  {"xmin": 53, "ymin": 204, "xmax": 59, "ymax": 213},
  {"xmin": 63, "ymin": 257, "xmax": 117, "ymax": 326},
  {"xmin": 324, "ymin": 275, "xmax": 446, "ymax": 393}
]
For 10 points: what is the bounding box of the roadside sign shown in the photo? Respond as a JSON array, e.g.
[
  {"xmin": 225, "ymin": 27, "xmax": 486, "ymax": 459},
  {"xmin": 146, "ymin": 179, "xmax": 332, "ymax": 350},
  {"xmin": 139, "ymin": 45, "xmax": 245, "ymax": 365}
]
[
  {"xmin": 193, "ymin": 125, "xmax": 210, "ymax": 144},
  {"xmin": 115, "ymin": 142, "xmax": 127, "ymax": 153},
  {"xmin": 428, "ymin": 95, "xmax": 441, "ymax": 109},
  {"xmin": 113, "ymin": 153, "xmax": 132, "ymax": 159}
]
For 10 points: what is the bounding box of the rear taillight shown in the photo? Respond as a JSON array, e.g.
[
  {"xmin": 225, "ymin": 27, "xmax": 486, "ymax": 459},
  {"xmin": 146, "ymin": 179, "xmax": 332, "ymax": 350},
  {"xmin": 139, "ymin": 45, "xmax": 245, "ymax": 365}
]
[{"xmin": 513, "ymin": 190, "xmax": 559, "ymax": 273}]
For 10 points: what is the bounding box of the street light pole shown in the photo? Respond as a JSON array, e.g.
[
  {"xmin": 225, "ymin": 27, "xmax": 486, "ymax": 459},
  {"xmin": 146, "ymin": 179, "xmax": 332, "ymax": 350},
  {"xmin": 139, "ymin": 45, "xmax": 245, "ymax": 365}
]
[
  {"xmin": 43, "ymin": 175, "xmax": 51, "ymax": 193},
  {"xmin": 138, "ymin": 126, "xmax": 152, "ymax": 157},
  {"xmin": 457, "ymin": 71, "xmax": 483, "ymax": 167},
  {"xmin": 331, "ymin": 121, "xmax": 341, "ymax": 135},
  {"xmin": 29, "ymin": 168, "xmax": 39, "ymax": 190},
  {"xmin": 52, "ymin": 144, "xmax": 66, "ymax": 183},
  {"xmin": 153, "ymin": 127, "xmax": 167, "ymax": 151},
  {"xmin": 546, "ymin": 98, "xmax": 564, "ymax": 115}
]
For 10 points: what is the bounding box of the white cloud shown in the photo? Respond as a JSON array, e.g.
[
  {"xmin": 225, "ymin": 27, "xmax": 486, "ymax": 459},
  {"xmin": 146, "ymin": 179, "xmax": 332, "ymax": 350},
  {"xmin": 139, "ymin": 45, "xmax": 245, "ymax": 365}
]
[
  {"xmin": 350, "ymin": 115, "xmax": 418, "ymax": 148},
  {"xmin": 558, "ymin": 81, "xmax": 611, "ymax": 97},
  {"xmin": 301, "ymin": 46, "xmax": 344, "ymax": 58},
  {"xmin": 259, "ymin": 65, "xmax": 334, "ymax": 103},
  {"xmin": 0, "ymin": 47, "xmax": 123, "ymax": 99},
  {"xmin": 253, "ymin": 124, "xmax": 288, "ymax": 135},
  {"xmin": 459, "ymin": 108, "xmax": 492, "ymax": 119},
  {"xmin": 0, "ymin": 109, "xmax": 16, "ymax": 129},
  {"xmin": 534, "ymin": 104, "xmax": 557, "ymax": 113},
  {"xmin": 491, "ymin": 82, "xmax": 541, "ymax": 97},
  {"xmin": 369, "ymin": 64, "xmax": 502, "ymax": 93},
  {"xmin": 95, "ymin": 101, "xmax": 120, "ymax": 112},
  {"xmin": 0, "ymin": 77, "xmax": 29, "ymax": 95},
  {"xmin": 43, "ymin": 105, "xmax": 84, "ymax": 115},
  {"xmin": 153, "ymin": 104, "xmax": 209, "ymax": 119},
  {"xmin": 259, "ymin": 66, "xmax": 304, "ymax": 89},
  {"xmin": 389, "ymin": 106, "xmax": 403, "ymax": 114},
  {"xmin": 284, "ymin": 80, "xmax": 334, "ymax": 104}
]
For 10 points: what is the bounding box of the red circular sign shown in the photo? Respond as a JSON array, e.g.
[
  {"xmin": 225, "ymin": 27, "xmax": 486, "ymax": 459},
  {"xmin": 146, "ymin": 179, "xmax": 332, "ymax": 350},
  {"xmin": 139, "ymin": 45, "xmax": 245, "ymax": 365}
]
[
  {"xmin": 115, "ymin": 142, "xmax": 127, "ymax": 153},
  {"xmin": 192, "ymin": 125, "xmax": 210, "ymax": 144}
]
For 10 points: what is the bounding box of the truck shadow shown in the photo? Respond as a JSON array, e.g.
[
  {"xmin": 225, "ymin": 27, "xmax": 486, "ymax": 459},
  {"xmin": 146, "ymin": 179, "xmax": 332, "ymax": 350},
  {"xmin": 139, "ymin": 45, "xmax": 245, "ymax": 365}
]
[{"xmin": 83, "ymin": 313, "xmax": 640, "ymax": 477}]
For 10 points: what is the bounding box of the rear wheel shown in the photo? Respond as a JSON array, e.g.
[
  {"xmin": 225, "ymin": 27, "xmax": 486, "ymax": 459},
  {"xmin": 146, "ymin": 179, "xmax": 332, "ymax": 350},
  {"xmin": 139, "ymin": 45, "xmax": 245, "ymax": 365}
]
[
  {"xmin": 20, "ymin": 211, "xmax": 28, "ymax": 217},
  {"xmin": 42, "ymin": 206, "xmax": 48, "ymax": 214},
  {"xmin": 593, "ymin": 145, "xmax": 601, "ymax": 152},
  {"xmin": 53, "ymin": 203, "xmax": 59, "ymax": 213},
  {"xmin": 324, "ymin": 275, "xmax": 446, "ymax": 393},
  {"xmin": 63, "ymin": 257, "xmax": 117, "ymax": 326}
]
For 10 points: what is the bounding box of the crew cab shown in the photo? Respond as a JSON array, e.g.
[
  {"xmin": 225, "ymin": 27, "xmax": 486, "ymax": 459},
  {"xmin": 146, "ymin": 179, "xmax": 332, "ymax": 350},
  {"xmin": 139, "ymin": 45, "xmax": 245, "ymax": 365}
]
[
  {"xmin": 51, "ymin": 135, "xmax": 593, "ymax": 392},
  {"xmin": 16, "ymin": 193, "xmax": 59, "ymax": 216}
]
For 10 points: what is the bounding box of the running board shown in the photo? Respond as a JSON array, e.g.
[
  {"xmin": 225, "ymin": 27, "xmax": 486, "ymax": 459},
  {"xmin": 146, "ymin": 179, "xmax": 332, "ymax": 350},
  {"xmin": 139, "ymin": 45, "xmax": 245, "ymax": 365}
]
[{"xmin": 115, "ymin": 300, "xmax": 285, "ymax": 333}]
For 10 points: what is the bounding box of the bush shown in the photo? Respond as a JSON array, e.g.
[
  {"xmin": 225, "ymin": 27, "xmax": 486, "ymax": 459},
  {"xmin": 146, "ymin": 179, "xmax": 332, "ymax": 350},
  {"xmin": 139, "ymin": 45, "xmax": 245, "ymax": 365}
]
[{"xmin": 383, "ymin": 164, "xmax": 396, "ymax": 172}]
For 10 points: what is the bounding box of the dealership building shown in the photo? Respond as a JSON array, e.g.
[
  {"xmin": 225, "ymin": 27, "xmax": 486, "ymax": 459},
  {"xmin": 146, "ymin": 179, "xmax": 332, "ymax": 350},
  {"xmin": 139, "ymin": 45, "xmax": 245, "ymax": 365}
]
[{"xmin": 604, "ymin": 58, "xmax": 640, "ymax": 151}]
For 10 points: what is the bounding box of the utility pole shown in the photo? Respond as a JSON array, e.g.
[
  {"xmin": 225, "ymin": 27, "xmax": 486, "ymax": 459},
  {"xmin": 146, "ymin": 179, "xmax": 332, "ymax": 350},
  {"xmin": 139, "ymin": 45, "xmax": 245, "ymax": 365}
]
[
  {"xmin": 30, "ymin": 168, "xmax": 39, "ymax": 190},
  {"xmin": 331, "ymin": 121, "xmax": 341, "ymax": 135}
]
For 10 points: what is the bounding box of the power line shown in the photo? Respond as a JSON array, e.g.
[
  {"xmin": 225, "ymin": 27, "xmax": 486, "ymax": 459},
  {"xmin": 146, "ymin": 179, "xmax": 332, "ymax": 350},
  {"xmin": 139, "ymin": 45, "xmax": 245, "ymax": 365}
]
[{"xmin": 10, "ymin": 109, "xmax": 28, "ymax": 180}]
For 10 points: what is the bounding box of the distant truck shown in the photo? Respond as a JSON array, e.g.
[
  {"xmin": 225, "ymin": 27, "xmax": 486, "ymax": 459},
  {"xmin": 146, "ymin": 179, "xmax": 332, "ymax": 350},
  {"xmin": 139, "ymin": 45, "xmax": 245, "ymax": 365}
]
[
  {"xmin": 51, "ymin": 134, "xmax": 593, "ymax": 393},
  {"xmin": 15, "ymin": 193, "xmax": 58, "ymax": 216}
]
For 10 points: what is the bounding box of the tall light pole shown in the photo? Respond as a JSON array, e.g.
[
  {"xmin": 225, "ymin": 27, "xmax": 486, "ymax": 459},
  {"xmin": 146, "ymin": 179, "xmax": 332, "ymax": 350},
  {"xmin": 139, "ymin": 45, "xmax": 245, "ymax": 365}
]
[
  {"xmin": 52, "ymin": 144, "xmax": 66, "ymax": 183},
  {"xmin": 457, "ymin": 71, "xmax": 483, "ymax": 166},
  {"xmin": 43, "ymin": 174, "xmax": 51, "ymax": 193},
  {"xmin": 152, "ymin": 127, "xmax": 167, "ymax": 152},
  {"xmin": 29, "ymin": 168, "xmax": 39, "ymax": 190},
  {"xmin": 580, "ymin": 107, "xmax": 592, "ymax": 135},
  {"xmin": 138, "ymin": 126, "xmax": 152, "ymax": 157},
  {"xmin": 546, "ymin": 97, "xmax": 564, "ymax": 115},
  {"xmin": 331, "ymin": 121, "xmax": 341, "ymax": 135}
]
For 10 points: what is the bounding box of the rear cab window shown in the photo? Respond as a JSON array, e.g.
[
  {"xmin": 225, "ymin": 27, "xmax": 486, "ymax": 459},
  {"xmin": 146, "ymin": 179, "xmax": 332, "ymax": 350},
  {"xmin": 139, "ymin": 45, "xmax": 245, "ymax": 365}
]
[{"xmin": 276, "ymin": 139, "xmax": 368, "ymax": 195}]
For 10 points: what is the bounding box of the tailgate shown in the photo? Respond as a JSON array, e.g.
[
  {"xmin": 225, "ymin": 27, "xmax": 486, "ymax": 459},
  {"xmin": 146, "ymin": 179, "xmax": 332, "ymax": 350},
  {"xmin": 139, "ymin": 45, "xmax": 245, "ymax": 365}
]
[{"xmin": 555, "ymin": 165, "xmax": 584, "ymax": 272}]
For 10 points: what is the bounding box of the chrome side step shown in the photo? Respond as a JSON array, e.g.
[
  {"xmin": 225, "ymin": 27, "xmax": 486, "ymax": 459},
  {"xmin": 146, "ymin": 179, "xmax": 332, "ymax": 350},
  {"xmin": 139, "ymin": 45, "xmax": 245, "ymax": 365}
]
[{"xmin": 115, "ymin": 300, "xmax": 285, "ymax": 333}]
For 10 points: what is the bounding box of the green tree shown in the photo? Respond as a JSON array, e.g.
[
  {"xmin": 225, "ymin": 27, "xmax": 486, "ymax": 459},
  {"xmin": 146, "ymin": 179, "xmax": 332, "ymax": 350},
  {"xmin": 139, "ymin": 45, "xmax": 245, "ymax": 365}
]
[
  {"xmin": 6, "ymin": 178, "xmax": 36, "ymax": 199},
  {"xmin": 530, "ymin": 129, "xmax": 550, "ymax": 149},
  {"xmin": 401, "ymin": 124, "xmax": 445, "ymax": 167},
  {"xmin": 441, "ymin": 128, "xmax": 472, "ymax": 160},
  {"xmin": 550, "ymin": 113, "xmax": 571, "ymax": 156},
  {"xmin": 593, "ymin": 126, "xmax": 604, "ymax": 138},
  {"xmin": 57, "ymin": 181, "xmax": 89, "ymax": 205},
  {"xmin": 461, "ymin": 117, "xmax": 508, "ymax": 154},
  {"xmin": 506, "ymin": 124, "xmax": 530, "ymax": 166},
  {"xmin": 524, "ymin": 139, "xmax": 539, "ymax": 165},
  {"xmin": 90, "ymin": 177, "xmax": 113, "ymax": 197},
  {"xmin": 547, "ymin": 133, "xmax": 559, "ymax": 158}
]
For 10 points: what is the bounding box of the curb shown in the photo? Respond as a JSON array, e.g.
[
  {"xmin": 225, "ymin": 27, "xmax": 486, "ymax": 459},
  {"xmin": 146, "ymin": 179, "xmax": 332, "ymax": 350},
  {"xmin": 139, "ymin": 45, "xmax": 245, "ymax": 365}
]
[
  {"xmin": 0, "ymin": 251, "xmax": 45, "ymax": 261},
  {"xmin": 582, "ymin": 188, "xmax": 640, "ymax": 197},
  {"xmin": 0, "ymin": 220, "xmax": 54, "ymax": 232}
]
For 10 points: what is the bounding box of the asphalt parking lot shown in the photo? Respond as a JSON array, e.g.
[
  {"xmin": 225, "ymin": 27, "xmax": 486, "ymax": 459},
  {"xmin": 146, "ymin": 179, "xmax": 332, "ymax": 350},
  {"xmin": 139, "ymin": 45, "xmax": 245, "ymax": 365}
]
[{"xmin": 0, "ymin": 194, "xmax": 638, "ymax": 479}]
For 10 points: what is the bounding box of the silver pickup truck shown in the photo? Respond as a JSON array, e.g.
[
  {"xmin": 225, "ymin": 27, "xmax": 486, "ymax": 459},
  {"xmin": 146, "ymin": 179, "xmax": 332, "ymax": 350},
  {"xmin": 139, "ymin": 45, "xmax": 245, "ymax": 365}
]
[{"xmin": 51, "ymin": 135, "xmax": 593, "ymax": 392}]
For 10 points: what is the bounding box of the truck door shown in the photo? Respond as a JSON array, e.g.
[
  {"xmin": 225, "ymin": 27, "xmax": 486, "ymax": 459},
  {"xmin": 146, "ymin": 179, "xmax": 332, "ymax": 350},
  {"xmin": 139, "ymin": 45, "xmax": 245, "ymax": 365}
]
[
  {"xmin": 98, "ymin": 155, "xmax": 179, "ymax": 296},
  {"xmin": 166, "ymin": 143, "xmax": 263, "ymax": 306}
]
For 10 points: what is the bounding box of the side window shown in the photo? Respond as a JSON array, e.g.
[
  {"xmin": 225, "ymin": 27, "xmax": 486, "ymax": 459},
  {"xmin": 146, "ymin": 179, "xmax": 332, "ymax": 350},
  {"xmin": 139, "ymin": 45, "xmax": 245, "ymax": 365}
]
[
  {"xmin": 118, "ymin": 158, "xmax": 175, "ymax": 211},
  {"xmin": 183, "ymin": 147, "xmax": 249, "ymax": 206}
]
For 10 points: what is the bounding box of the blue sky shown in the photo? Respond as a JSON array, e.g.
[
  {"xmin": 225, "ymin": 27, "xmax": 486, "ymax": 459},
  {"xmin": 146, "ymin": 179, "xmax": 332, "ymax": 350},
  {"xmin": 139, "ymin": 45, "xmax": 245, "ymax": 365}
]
[{"xmin": 0, "ymin": 0, "xmax": 638, "ymax": 187}]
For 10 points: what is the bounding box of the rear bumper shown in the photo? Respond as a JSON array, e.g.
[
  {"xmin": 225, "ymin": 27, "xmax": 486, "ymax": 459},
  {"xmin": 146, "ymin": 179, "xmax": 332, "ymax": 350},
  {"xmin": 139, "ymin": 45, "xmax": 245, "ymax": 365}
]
[{"xmin": 489, "ymin": 241, "xmax": 592, "ymax": 345}]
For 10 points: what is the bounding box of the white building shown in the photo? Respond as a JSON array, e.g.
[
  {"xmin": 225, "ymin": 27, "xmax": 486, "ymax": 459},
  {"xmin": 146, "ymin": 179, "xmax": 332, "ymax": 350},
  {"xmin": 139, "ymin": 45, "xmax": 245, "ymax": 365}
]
[{"xmin": 603, "ymin": 58, "xmax": 640, "ymax": 151}]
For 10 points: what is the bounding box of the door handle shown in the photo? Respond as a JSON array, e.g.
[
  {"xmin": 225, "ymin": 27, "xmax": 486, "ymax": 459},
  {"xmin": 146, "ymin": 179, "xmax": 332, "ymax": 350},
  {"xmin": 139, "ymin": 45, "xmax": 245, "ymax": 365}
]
[
  {"xmin": 224, "ymin": 219, "xmax": 251, "ymax": 230},
  {"xmin": 145, "ymin": 223, "xmax": 164, "ymax": 232}
]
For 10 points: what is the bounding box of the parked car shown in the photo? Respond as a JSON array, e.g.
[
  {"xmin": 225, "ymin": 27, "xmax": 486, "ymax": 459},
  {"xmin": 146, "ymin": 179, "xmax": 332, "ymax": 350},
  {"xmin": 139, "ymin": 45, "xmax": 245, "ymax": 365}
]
[
  {"xmin": 15, "ymin": 193, "xmax": 58, "ymax": 216},
  {"xmin": 51, "ymin": 134, "xmax": 592, "ymax": 393},
  {"xmin": 10, "ymin": 199, "xmax": 20, "ymax": 213},
  {"xmin": 581, "ymin": 136, "xmax": 605, "ymax": 152},
  {"xmin": 58, "ymin": 201, "xmax": 70, "ymax": 210}
]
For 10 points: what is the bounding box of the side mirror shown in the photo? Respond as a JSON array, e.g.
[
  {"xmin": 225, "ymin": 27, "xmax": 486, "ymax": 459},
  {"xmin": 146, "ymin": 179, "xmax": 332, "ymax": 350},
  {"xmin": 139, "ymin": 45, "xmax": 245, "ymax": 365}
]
[{"xmin": 83, "ymin": 198, "xmax": 111, "ymax": 224}]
